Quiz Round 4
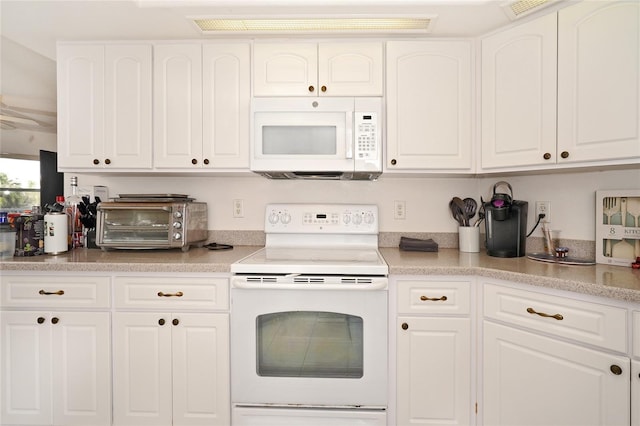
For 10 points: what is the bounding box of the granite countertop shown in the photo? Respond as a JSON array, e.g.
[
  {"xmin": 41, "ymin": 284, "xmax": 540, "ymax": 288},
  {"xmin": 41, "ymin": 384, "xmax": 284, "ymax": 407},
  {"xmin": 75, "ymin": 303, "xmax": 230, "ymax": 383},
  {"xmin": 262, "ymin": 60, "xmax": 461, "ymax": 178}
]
[{"xmin": 2, "ymin": 246, "xmax": 640, "ymax": 303}]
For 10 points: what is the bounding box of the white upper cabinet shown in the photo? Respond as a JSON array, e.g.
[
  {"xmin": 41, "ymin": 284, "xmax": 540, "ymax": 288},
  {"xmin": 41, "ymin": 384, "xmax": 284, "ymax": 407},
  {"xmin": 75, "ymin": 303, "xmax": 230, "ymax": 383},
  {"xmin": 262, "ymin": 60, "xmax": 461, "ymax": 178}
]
[
  {"xmin": 202, "ymin": 43, "xmax": 250, "ymax": 169},
  {"xmin": 154, "ymin": 43, "xmax": 251, "ymax": 170},
  {"xmin": 253, "ymin": 42, "xmax": 383, "ymax": 96},
  {"xmin": 386, "ymin": 41, "xmax": 473, "ymax": 172},
  {"xmin": 57, "ymin": 44, "xmax": 152, "ymax": 170},
  {"xmin": 481, "ymin": 13, "xmax": 558, "ymax": 170},
  {"xmin": 557, "ymin": 0, "xmax": 640, "ymax": 164},
  {"xmin": 153, "ymin": 44, "xmax": 204, "ymax": 169},
  {"xmin": 481, "ymin": 0, "xmax": 640, "ymax": 171}
]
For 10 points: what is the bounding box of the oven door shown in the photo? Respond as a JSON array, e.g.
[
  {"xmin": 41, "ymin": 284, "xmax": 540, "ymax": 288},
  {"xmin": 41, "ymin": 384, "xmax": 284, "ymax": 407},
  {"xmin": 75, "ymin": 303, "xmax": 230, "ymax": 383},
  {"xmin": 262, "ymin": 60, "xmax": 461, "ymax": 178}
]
[{"xmin": 231, "ymin": 286, "xmax": 387, "ymax": 408}]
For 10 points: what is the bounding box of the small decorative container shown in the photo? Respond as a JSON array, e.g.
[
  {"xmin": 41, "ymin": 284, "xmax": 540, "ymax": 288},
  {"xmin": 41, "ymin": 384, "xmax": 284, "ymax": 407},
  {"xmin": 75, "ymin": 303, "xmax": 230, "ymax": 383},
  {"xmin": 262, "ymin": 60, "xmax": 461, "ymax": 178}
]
[{"xmin": 595, "ymin": 190, "xmax": 640, "ymax": 267}]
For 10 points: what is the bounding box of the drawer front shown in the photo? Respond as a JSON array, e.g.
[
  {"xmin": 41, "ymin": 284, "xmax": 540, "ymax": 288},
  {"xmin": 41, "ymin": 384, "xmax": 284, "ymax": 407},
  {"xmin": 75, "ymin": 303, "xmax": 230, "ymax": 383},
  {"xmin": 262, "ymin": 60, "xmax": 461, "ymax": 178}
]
[
  {"xmin": 1, "ymin": 275, "xmax": 110, "ymax": 308},
  {"xmin": 397, "ymin": 279, "xmax": 471, "ymax": 315},
  {"xmin": 634, "ymin": 311, "xmax": 640, "ymax": 358},
  {"xmin": 484, "ymin": 282, "xmax": 627, "ymax": 352},
  {"xmin": 114, "ymin": 276, "xmax": 229, "ymax": 310}
]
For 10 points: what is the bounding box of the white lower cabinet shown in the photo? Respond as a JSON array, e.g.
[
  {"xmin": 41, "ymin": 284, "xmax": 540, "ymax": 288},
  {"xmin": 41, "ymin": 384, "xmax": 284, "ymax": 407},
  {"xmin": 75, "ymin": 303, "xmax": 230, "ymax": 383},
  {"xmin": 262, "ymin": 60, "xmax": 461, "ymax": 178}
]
[
  {"xmin": 0, "ymin": 311, "xmax": 111, "ymax": 426},
  {"xmin": 112, "ymin": 312, "xmax": 229, "ymax": 426},
  {"xmin": 112, "ymin": 275, "xmax": 230, "ymax": 426},
  {"xmin": 482, "ymin": 281, "xmax": 631, "ymax": 426},
  {"xmin": 394, "ymin": 278, "xmax": 473, "ymax": 425}
]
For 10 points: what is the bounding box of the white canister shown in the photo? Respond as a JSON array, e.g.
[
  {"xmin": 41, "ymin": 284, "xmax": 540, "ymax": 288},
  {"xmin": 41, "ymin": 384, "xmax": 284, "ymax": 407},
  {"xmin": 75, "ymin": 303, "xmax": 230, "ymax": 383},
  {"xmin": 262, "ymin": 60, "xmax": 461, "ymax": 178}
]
[
  {"xmin": 458, "ymin": 226, "xmax": 480, "ymax": 253},
  {"xmin": 44, "ymin": 212, "xmax": 68, "ymax": 254}
]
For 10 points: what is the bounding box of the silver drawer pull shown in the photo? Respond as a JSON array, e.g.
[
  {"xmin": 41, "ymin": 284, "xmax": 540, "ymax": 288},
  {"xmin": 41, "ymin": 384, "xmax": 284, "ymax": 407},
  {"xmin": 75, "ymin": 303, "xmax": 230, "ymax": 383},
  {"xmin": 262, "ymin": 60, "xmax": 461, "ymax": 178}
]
[
  {"xmin": 157, "ymin": 291, "xmax": 184, "ymax": 298},
  {"xmin": 526, "ymin": 307, "xmax": 563, "ymax": 321},
  {"xmin": 39, "ymin": 289, "xmax": 64, "ymax": 296},
  {"xmin": 420, "ymin": 295, "xmax": 447, "ymax": 302}
]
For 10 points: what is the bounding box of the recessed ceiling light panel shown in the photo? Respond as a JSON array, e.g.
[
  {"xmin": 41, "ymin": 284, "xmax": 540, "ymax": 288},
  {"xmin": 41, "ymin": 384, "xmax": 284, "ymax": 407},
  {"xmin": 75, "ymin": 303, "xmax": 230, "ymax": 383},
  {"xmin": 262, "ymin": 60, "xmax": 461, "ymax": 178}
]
[{"xmin": 191, "ymin": 16, "xmax": 437, "ymax": 34}]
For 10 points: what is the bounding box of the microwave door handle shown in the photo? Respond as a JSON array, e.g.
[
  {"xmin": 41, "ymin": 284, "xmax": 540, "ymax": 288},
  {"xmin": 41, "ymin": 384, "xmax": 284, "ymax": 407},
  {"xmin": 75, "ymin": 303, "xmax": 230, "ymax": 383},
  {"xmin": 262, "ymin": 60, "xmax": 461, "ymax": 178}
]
[{"xmin": 345, "ymin": 112, "xmax": 353, "ymax": 159}]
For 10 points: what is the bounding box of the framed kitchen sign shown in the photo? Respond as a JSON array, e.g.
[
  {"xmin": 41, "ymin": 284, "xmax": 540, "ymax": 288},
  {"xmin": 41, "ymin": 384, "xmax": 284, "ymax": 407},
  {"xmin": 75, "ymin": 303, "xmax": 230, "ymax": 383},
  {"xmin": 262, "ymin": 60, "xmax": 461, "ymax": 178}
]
[{"xmin": 596, "ymin": 190, "xmax": 640, "ymax": 267}]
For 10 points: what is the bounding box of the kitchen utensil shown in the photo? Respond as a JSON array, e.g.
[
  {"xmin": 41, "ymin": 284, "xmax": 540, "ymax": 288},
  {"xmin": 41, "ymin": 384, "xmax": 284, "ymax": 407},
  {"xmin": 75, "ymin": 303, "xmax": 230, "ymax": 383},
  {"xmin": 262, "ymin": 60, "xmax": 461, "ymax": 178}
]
[
  {"xmin": 603, "ymin": 197, "xmax": 619, "ymax": 224},
  {"xmin": 463, "ymin": 198, "xmax": 477, "ymax": 226},
  {"xmin": 626, "ymin": 197, "xmax": 640, "ymax": 227},
  {"xmin": 611, "ymin": 239, "xmax": 635, "ymax": 260},
  {"xmin": 449, "ymin": 197, "xmax": 466, "ymax": 226}
]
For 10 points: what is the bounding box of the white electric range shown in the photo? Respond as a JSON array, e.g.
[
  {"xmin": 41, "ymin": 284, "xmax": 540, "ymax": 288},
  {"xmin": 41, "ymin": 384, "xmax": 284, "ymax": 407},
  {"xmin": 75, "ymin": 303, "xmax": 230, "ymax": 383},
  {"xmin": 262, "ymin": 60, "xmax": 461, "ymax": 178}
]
[{"xmin": 230, "ymin": 204, "xmax": 389, "ymax": 426}]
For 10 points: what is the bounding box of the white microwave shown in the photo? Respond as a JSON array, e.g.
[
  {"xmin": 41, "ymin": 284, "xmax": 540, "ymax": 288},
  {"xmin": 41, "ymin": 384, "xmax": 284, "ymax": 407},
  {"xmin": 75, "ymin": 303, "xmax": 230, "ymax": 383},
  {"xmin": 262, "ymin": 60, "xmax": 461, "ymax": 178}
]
[{"xmin": 251, "ymin": 97, "xmax": 382, "ymax": 180}]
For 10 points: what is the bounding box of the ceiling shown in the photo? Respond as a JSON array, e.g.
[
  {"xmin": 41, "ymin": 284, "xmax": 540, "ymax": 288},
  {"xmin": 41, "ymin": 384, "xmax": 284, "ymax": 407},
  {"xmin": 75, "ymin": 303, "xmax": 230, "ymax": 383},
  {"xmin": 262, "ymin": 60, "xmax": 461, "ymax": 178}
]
[{"xmin": 1, "ymin": 0, "xmax": 573, "ymax": 61}]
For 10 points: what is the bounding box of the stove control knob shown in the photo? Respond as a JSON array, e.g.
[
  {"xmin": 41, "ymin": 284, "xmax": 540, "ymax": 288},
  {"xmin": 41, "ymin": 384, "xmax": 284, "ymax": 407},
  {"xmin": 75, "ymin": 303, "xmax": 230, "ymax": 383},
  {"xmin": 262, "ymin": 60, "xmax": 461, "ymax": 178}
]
[
  {"xmin": 280, "ymin": 212, "xmax": 291, "ymax": 224},
  {"xmin": 268, "ymin": 212, "xmax": 279, "ymax": 224},
  {"xmin": 342, "ymin": 214, "xmax": 351, "ymax": 224},
  {"xmin": 173, "ymin": 232, "xmax": 182, "ymax": 240},
  {"xmin": 173, "ymin": 222, "xmax": 182, "ymax": 229},
  {"xmin": 364, "ymin": 212, "xmax": 375, "ymax": 224},
  {"xmin": 352, "ymin": 214, "xmax": 363, "ymax": 225}
]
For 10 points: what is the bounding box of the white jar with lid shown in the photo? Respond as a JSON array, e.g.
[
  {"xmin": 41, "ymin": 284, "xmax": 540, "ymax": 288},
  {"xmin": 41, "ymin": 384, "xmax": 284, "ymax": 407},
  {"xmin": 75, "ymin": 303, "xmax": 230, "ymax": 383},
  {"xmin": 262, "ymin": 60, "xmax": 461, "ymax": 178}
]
[{"xmin": 44, "ymin": 212, "xmax": 68, "ymax": 254}]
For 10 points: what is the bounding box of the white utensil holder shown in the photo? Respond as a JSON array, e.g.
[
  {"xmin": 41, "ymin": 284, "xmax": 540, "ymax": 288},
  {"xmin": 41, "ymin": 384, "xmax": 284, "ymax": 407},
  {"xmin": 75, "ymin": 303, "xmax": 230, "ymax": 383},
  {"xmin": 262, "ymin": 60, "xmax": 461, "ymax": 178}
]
[{"xmin": 459, "ymin": 226, "xmax": 480, "ymax": 253}]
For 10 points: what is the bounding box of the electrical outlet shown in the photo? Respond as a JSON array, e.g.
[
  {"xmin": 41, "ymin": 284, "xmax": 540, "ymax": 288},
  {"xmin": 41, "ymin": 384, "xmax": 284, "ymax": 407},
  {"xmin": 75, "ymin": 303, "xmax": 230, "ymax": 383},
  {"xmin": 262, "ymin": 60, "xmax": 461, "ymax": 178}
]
[
  {"xmin": 535, "ymin": 201, "xmax": 550, "ymax": 222},
  {"xmin": 394, "ymin": 200, "xmax": 406, "ymax": 220},
  {"xmin": 233, "ymin": 199, "xmax": 244, "ymax": 218}
]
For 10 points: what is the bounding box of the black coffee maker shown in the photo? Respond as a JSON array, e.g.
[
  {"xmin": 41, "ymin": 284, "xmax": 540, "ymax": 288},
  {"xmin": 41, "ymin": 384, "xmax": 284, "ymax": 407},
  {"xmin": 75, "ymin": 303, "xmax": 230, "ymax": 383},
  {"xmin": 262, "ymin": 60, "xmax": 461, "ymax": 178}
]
[{"xmin": 484, "ymin": 181, "xmax": 528, "ymax": 258}]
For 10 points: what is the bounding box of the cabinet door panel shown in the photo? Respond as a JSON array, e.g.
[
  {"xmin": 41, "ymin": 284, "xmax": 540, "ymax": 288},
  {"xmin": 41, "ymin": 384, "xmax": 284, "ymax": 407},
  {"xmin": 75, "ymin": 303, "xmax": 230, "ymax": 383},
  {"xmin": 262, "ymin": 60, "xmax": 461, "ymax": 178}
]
[
  {"xmin": 153, "ymin": 44, "xmax": 203, "ymax": 168},
  {"xmin": 113, "ymin": 312, "xmax": 173, "ymax": 426},
  {"xmin": 0, "ymin": 312, "xmax": 52, "ymax": 425},
  {"xmin": 105, "ymin": 45, "xmax": 152, "ymax": 169},
  {"xmin": 57, "ymin": 45, "xmax": 105, "ymax": 169},
  {"xmin": 397, "ymin": 317, "xmax": 471, "ymax": 425},
  {"xmin": 481, "ymin": 13, "xmax": 557, "ymax": 169},
  {"xmin": 52, "ymin": 312, "xmax": 111, "ymax": 426},
  {"xmin": 633, "ymin": 360, "xmax": 640, "ymax": 426},
  {"xmin": 483, "ymin": 321, "xmax": 630, "ymax": 426},
  {"xmin": 253, "ymin": 43, "xmax": 317, "ymax": 96},
  {"xmin": 318, "ymin": 42, "xmax": 383, "ymax": 96},
  {"xmin": 202, "ymin": 43, "xmax": 250, "ymax": 169},
  {"xmin": 558, "ymin": 1, "xmax": 640, "ymax": 163},
  {"xmin": 386, "ymin": 41, "xmax": 472, "ymax": 171},
  {"xmin": 172, "ymin": 313, "xmax": 230, "ymax": 426}
]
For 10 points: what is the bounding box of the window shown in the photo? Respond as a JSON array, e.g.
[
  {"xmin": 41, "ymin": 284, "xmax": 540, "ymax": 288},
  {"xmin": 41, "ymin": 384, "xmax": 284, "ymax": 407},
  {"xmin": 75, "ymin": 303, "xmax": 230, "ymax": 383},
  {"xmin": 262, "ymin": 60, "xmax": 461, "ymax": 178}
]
[{"xmin": 0, "ymin": 157, "xmax": 40, "ymax": 213}]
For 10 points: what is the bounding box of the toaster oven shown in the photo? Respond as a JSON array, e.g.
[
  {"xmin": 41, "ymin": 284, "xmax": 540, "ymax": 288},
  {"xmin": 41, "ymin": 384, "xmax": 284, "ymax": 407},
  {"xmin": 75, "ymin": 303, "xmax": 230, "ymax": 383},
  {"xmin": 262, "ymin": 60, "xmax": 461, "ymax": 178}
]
[{"xmin": 96, "ymin": 200, "xmax": 207, "ymax": 251}]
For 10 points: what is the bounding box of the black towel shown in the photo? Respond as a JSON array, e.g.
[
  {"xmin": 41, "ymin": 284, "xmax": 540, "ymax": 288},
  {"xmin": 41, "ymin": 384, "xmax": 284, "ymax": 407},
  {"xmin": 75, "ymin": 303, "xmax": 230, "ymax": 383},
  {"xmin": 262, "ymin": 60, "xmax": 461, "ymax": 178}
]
[{"xmin": 399, "ymin": 237, "xmax": 439, "ymax": 252}]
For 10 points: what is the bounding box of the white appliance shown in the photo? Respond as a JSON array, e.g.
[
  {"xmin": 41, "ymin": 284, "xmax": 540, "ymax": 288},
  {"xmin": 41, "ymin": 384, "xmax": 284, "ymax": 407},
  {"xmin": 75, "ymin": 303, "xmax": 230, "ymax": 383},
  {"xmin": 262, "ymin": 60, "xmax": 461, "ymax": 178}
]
[
  {"xmin": 230, "ymin": 203, "xmax": 388, "ymax": 426},
  {"xmin": 251, "ymin": 97, "xmax": 382, "ymax": 180}
]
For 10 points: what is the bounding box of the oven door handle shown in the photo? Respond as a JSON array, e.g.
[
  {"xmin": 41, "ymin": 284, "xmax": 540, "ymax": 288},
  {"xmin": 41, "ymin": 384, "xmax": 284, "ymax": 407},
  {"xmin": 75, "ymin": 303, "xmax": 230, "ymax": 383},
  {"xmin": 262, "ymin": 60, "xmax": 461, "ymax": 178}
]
[{"xmin": 231, "ymin": 280, "xmax": 388, "ymax": 291}]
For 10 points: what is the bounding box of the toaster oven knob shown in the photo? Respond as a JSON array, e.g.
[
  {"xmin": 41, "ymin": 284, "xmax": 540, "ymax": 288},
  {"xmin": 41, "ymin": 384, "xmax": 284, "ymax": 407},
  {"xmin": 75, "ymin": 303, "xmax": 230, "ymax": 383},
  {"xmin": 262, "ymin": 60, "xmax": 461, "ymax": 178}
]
[
  {"xmin": 173, "ymin": 222, "xmax": 182, "ymax": 229},
  {"xmin": 173, "ymin": 232, "xmax": 182, "ymax": 240},
  {"xmin": 174, "ymin": 211, "xmax": 183, "ymax": 219}
]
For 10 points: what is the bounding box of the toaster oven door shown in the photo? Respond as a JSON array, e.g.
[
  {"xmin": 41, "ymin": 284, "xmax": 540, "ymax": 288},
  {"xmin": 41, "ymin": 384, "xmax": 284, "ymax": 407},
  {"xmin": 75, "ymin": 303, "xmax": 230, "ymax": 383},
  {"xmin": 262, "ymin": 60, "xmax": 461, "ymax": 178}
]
[{"xmin": 97, "ymin": 205, "xmax": 174, "ymax": 249}]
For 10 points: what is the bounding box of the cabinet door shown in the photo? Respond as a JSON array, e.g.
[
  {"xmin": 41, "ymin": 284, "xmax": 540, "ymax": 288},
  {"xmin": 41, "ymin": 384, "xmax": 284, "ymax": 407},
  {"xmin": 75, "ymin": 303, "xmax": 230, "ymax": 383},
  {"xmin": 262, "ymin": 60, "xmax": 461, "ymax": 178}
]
[
  {"xmin": 558, "ymin": 1, "xmax": 640, "ymax": 163},
  {"xmin": 0, "ymin": 311, "xmax": 52, "ymax": 425},
  {"xmin": 481, "ymin": 13, "xmax": 557, "ymax": 170},
  {"xmin": 52, "ymin": 312, "xmax": 111, "ymax": 426},
  {"xmin": 153, "ymin": 44, "xmax": 203, "ymax": 168},
  {"xmin": 397, "ymin": 317, "xmax": 471, "ymax": 425},
  {"xmin": 253, "ymin": 43, "xmax": 318, "ymax": 96},
  {"xmin": 57, "ymin": 44, "xmax": 105, "ymax": 169},
  {"xmin": 202, "ymin": 43, "xmax": 250, "ymax": 169},
  {"xmin": 105, "ymin": 45, "xmax": 153, "ymax": 169},
  {"xmin": 172, "ymin": 313, "xmax": 230, "ymax": 426},
  {"xmin": 633, "ymin": 360, "xmax": 640, "ymax": 426},
  {"xmin": 386, "ymin": 41, "xmax": 473, "ymax": 171},
  {"xmin": 318, "ymin": 42, "xmax": 383, "ymax": 96},
  {"xmin": 483, "ymin": 321, "xmax": 630, "ymax": 426},
  {"xmin": 112, "ymin": 312, "xmax": 173, "ymax": 426}
]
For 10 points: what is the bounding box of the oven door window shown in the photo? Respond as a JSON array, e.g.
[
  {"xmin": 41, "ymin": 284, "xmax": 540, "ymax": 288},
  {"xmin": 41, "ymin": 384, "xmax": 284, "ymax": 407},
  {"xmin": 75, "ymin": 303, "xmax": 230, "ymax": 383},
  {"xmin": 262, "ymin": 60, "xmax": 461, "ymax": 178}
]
[
  {"xmin": 256, "ymin": 311, "xmax": 363, "ymax": 379},
  {"xmin": 101, "ymin": 209, "xmax": 170, "ymax": 243}
]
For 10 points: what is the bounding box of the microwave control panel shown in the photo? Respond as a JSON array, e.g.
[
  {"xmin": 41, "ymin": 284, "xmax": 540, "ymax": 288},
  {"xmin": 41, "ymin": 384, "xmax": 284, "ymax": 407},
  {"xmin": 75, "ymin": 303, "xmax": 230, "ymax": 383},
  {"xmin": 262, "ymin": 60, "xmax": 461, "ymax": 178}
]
[{"xmin": 354, "ymin": 112, "xmax": 378, "ymax": 159}]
